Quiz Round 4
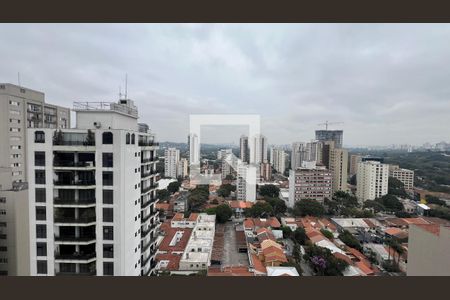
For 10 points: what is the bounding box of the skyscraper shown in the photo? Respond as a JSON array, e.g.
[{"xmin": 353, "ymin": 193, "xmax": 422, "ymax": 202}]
[
  {"xmin": 252, "ymin": 134, "xmax": 267, "ymax": 164},
  {"xmin": 164, "ymin": 148, "xmax": 180, "ymax": 179},
  {"xmin": 27, "ymin": 99, "xmax": 160, "ymax": 276},
  {"xmin": 329, "ymin": 148, "xmax": 349, "ymax": 193},
  {"xmin": 239, "ymin": 135, "xmax": 249, "ymax": 163},
  {"xmin": 315, "ymin": 130, "xmax": 343, "ymax": 149},
  {"xmin": 270, "ymin": 147, "xmax": 286, "ymax": 174},
  {"xmin": 291, "ymin": 142, "xmax": 306, "ymax": 170},
  {"xmin": 356, "ymin": 160, "xmax": 389, "ymax": 202}
]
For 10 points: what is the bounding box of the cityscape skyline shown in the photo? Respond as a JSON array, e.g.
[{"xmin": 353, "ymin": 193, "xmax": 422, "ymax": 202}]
[{"xmin": 1, "ymin": 24, "xmax": 450, "ymax": 146}]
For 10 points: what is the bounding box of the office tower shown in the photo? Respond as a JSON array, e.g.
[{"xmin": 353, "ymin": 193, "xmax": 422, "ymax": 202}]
[
  {"xmin": 27, "ymin": 99, "xmax": 160, "ymax": 276},
  {"xmin": 177, "ymin": 158, "xmax": 189, "ymax": 179},
  {"xmin": 329, "ymin": 148, "xmax": 349, "ymax": 193},
  {"xmin": 217, "ymin": 149, "xmax": 232, "ymax": 160},
  {"xmin": 270, "ymin": 148, "xmax": 286, "ymax": 174},
  {"xmin": 389, "ymin": 165, "xmax": 414, "ymax": 191},
  {"xmin": 349, "ymin": 154, "xmax": 362, "ymax": 177},
  {"xmin": 407, "ymin": 224, "xmax": 450, "ymax": 276},
  {"xmin": 260, "ymin": 161, "xmax": 272, "ymax": 182},
  {"xmin": 251, "ymin": 134, "xmax": 267, "ymax": 164},
  {"xmin": 291, "ymin": 142, "xmax": 306, "ymax": 170},
  {"xmin": 356, "ymin": 160, "xmax": 389, "ymax": 202},
  {"xmin": 305, "ymin": 140, "xmax": 323, "ymax": 163},
  {"xmin": 315, "ymin": 130, "xmax": 343, "ymax": 149},
  {"xmin": 0, "ymin": 83, "xmax": 70, "ymax": 276},
  {"xmin": 164, "ymin": 148, "xmax": 180, "ymax": 179},
  {"xmin": 239, "ymin": 135, "xmax": 249, "ymax": 163},
  {"xmin": 236, "ymin": 162, "xmax": 256, "ymax": 202},
  {"xmin": 288, "ymin": 165, "xmax": 332, "ymax": 207}
]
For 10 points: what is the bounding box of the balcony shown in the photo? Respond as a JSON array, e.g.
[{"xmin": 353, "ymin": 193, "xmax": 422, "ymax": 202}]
[
  {"xmin": 54, "ymin": 198, "xmax": 96, "ymax": 206},
  {"xmin": 55, "ymin": 252, "xmax": 96, "ymax": 262},
  {"xmin": 138, "ymin": 141, "xmax": 159, "ymax": 147},
  {"xmin": 54, "ymin": 216, "xmax": 96, "ymax": 224},
  {"xmin": 54, "ymin": 235, "xmax": 96, "ymax": 244},
  {"xmin": 56, "ymin": 270, "xmax": 96, "ymax": 276},
  {"xmin": 141, "ymin": 254, "xmax": 151, "ymax": 267},
  {"xmin": 141, "ymin": 196, "xmax": 156, "ymax": 209},
  {"xmin": 54, "ymin": 179, "xmax": 96, "ymax": 187},
  {"xmin": 54, "ymin": 161, "xmax": 95, "ymax": 169},
  {"xmin": 141, "ymin": 183, "xmax": 158, "ymax": 194}
]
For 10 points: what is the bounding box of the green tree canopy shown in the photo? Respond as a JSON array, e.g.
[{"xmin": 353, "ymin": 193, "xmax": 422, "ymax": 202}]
[
  {"xmin": 259, "ymin": 184, "xmax": 280, "ymax": 198},
  {"xmin": 293, "ymin": 227, "xmax": 307, "ymax": 245},
  {"xmin": 156, "ymin": 189, "xmax": 170, "ymax": 201},
  {"xmin": 244, "ymin": 201, "xmax": 273, "ymax": 218},
  {"xmin": 217, "ymin": 183, "xmax": 235, "ymax": 198},
  {"xmin": 293, "ymin": 199, "xmax": 326, "ymax": 217},
  {"xmin": 206, "ymin": 204, "xmax": 233, "ymax": 223},
  {"xmin": 388, "ymin": 177, "xmax": 408, "ymax": 198},
  {"xmin": 167, "ymin": 181, "xmax": 181, "ymax": 194},
  {"xmin": 338, "ymin": 230, "xmax": 363, "ymax": 251},
  {"xmin": 265, "ymin": 197, "xmax": 287, "ymax": 215},
  {"xmin": 425, "ymin": 195, "xmax": 447, "ymax": 206},
  {"xmin": 320, "ymin": 228, "xmax": 334, "ymax": 240},
  {"xmin": 375, "ymin": 194, "xmax": 403, "ymax": 212},
  {"xmin": 188, "ymin": 186, "xmax": 209, "ymax": 212}
]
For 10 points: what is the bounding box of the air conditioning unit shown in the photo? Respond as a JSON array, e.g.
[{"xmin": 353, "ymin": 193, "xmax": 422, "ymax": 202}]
[
  {"xmin": 93, "ymin": 122, "xmax": 101, "ymax": 128},
  {"xmin": 86, "ymin": 161, "xmax": 94, "ymax": 167}
]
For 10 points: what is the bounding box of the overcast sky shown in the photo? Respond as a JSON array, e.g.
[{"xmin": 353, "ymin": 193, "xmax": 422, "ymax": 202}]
[{"xmin": 1, "ymin": 24, "xmax": 450, "ymax": 146}]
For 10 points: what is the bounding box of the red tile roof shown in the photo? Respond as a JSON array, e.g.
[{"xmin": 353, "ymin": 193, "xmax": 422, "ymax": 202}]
[
  {"xmin": 188, "ymin": 213, "xmax": 199, "ymax": 221},
  {"xmin": 172, "ymin": 213, "xmax": 184, "ymax": 221},
  {"xmin": 158, "ymin": 227, "xmax": 193, "ymax": 252},
  {"xmin": 251, "ymin": 254, "xmax": 267, "ymax": 274},
  {"xmin": 415, "ymin": 224, "xmax": 442, "ymax": 236},
  {"xmin": 229, "ymin": 200, "xmax": 253, "ymax": 209},
  {"xmin": 156, "ymin": 253, "xmax": 181, "ymax": 271},
  {"xmin": 156, "ymin": 203, "xmax": 171, "ymax": 211},
  {"xmin": 401, "ymin": 218, "xmax": 429, "ymax": 225}
]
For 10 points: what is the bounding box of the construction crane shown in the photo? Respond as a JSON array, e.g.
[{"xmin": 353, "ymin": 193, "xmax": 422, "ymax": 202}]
[{"xmin": 318, "ymin": 121, "xmax": 344, "ymax": 130}]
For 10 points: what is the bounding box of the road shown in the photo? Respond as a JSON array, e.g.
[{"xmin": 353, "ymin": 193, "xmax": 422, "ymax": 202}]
[{"xmin": 221, "ymin": 222, "xmax": 249, "ymax": 267}]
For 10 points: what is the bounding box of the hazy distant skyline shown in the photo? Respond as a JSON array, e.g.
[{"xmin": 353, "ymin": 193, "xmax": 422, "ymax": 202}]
[{"xmin": 1, "ymin": 24, "xmax": 450, "ymax": 146}]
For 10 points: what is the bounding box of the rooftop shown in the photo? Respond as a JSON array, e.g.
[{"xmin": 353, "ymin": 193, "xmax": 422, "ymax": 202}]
[{"xmin": 73, "ymin": 100, "xmax": 138, "ymax": 118}]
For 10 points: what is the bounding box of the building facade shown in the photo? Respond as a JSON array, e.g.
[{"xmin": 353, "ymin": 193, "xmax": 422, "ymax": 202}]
[
  {"xmin": 260, "ymin": 162, "xmax": 272, "ymax": 182},
  {"xmin": 291, "ymin": 142, "xmax": 306, "ymax": 171},
  {"xmin": 0, "ymin": 83, "xmax": 70, "ymax": 276},
  {"xmin": 270, "ymin": 148, "xmax": 286, "ymax": 174},
  {"xmin": 239, "ymin": 135, "xmax": 249, "ymax": 164},
  {"xmin": 389, "ymin": 165, "xmax": 414, "ymax": 191},
  {"xmin": 177, "ymin": 158, "xmax": 189, "ymax": 179},
  {"xmin": 349, "ymin": 154, "xmax": 362, "ymax": 177},
  {"xmin": 356, "ymin": 160, "xmax": 389, "ymax": 202},
  {"xmin": 315, "ymin": 130, "xmax": 343, "ymax": 149},
  {"xmin": 252, "ymin": 134, "xmax": 267, "ymax": 164},
  {"xmin": 329, "ymin": 148, "xmax": 349, "ymax": 193},
  {"xmin": 164, "ymin": 148, "xmax": 180, "ymax": 179},
  {"xmin": 288, "ymin": 165, "xmax": 333, "ymax": 207},
  {"xmin": 26, "ymin": 99, "xmax": 160, "ymax": 276}
]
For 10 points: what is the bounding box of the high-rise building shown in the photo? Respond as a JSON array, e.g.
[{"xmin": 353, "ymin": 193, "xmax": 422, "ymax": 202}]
[
  {"xmin": 305, "ymin": 140, "xmax": 323, "ymax": 163},
  {"xmin": 270, "ymin": 148, "xmax": 286, "ymax": 174},
  {"xmin": 288, "ymin": 165, "xmax": 333, "ymax": 207},
  {"xmin": 291, "ymin": 142, "xmax": 306, "ymax": 170},
  {"xmin": 349, "ymin": 154, "xmax": 362, "ymax": 177},
  {"xmin": 26, "ymin": 99, "xmax": 160, "ymax": 276},
  {"xmin": 356, "ymin": 160, "xmax": 389, "ymax": 202},
  {"xmin": 0, "ymin": 83, "xmax": 71, "ymax": 276},
  {"xmin": 217, "ymin": 149, "xmax": 232, "ymax": 160},
  {"xmin": 236, "ymin": 162, "xmax": 256, "ymax": 202},
  {"xmin": 252, "ymin": 134, "xmax": 267, "ymax": 164},
  {"xmin": 260, "ymin": 161, "xmax": 272, "ymax": 182},
  {"xmin": 177, "ymin": 158, "xmax": 189, "ymax": 179},
  {"xmin": 329, "ymin": 148, "xmax": 349, "ymax": 193},
  {"xmin": 189, "ymin": 133, "xmax": 199, "ymax": 165},
  {"xmin": 239, "ymin": 135, "xmax": 249, "ymax": 163},
  {"xmin": 164, "ymin": 148, "xmax": 180, "ymax": 179},
  {"xmin": 315, "ymin": 130, "xmax": 343, "ymax": 149},
  {"xmin": 389, "ymin": 165, "xmax": 414, "ymax": 191}
]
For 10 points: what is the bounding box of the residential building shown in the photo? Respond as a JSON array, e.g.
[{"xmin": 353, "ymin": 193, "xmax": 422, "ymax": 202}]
[
  {"xmin": 0, "ymin": 83, "xmax": 70, "ymax": 276},
  {"xmin": 176, "ymin": 158, "xmax": 189, "ymax": 179},
  {"xmin": 26, "ymin": 99, "xmax": 160, "ymax": 276},
  {"xmin": 217, "ymin": 149, "xmax": 232, "ymax": 160},
  {"xmin": 236, "ymin": 162, "xmax": 257, "ymax": 202},
  {"xmin": 407, "ymin": 224, "xmax": 450, "ymax": 276},
  {"xmin": 291, "ymin": 142, "xmax": 306, "ymax": 170},
  {"xmin": 260, "ymin": 161, "xmax": 272, "ymax": 182},
  {"xmin": 270, "ymin": 148, "xmax": 286, "ymax": 174},
  {"xmin": 305, "ymin": 140, "xmax": 323, "ymax": 163},
  {"xmin": 349, "ymin": 154, "xmax": 362, "ymax": 177},
  {"xmin": 389, "ymin": 165, "xmax": 414, "ymax": 191},
  {"xmin": 239, "ymin": 135, "xmax": 249, "ymax": 163},
  {"xmin": 164, "ymin": 148, "xmax": 180, "ymax": 179},
  {"xmin": 356, "ymin": 161, "xmax": 389, "ymax": 202},
  {"xmin": 315, "ymin": 130, "xmax": 343, "ymax": 149},
  {"xmin": 288, "ymin": 165, "xmax": 332, "ymax": 207},
  {"xmin": 329, "ymin": 148, "xmax": 349, "ymax": 193},
  {"xmin": 251, "ymin": 134, "xmax": 267, "ymax": 164}
]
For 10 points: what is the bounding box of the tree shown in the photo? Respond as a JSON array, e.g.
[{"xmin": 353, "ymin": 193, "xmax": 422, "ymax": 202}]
[
  {"xmin": 213, "ymin": 204, "xmax": 233, "ymax": 223},
  {"xmin": 156, "ymin": 189, "xmax": 170, "ymax": 201},
  {"xmin": 167, "ymin": 181, "xmax": 181, "ymax": 194},
  {"xmin": 363, "ymin": 200, "xmax": 386, "ymax": 213},
  {"xmin": 85, "ymin": 129, "xmax": 95, "ymax": 146},
  {"xmin": 388, "ymin": 177, "xmax": 408, "ymax": 198},
  {"xmin": 265, "ymin": 197, "xmax": 287, "ymax": 215},
  {"xmin": 333, "ymin": 191, "xmax": 359, "ymax": 208},
  {"xmin": 259, "ymin": 184, "xmax": 280, "ymax": 198},
  {"xmin": 244, "ymin": 201, "xmax": 273, "ymax": 217},
  {"xmin": 320, "ymin": 228, "xmax": 334, "ymax": 240},
  {"xmin": 376, "ymin": 194, "xmax": 403, "ymax": 212},
  {"xmin": 304, "ymin": 245, "xmax": 349, "ymax": 276},
  {"xmin": 338, "ymin": 230, "xmax": 363, "ymax": 251},
  {"xmin": 425, "ymin": 195, "xmax": 447, "ymax": 206},
  {"xmin": 217, "ymin": 183, "xmax": 235, "ymax": 198},
  {"xmin": 225, "ymin": 174, "xmax": 234, "ymax": 180},
  {"xmin": 293, "ymin": 227, "xmax": 307, "ymax": 245},
  {"xmin": 281, "ymin": 226, "xmax": 293, "ymax": 239},
  {"xmin": 293, "ymin": 199, "xmax": 326, "ymax": 217},
  {"xmin": 188, "ymin": 186, "xmax": 209, "ymax": 212}
]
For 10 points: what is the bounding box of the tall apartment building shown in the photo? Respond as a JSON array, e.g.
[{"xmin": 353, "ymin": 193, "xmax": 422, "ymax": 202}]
[
  {"xmin": 217, "ymin": 149, "xmax": 232, "ymax": 160},
  {"xmin": 1, "ymin": 83, "xmax": 70, "ymax": 276},
  {"xmin": 252, "ymin": 134, "xmax": 267, "ymax": 164},
  {"xmin": 349, "ymin": 154, "xmax": 362, "ymax": 177},
  {"xmin": 177, "ymin": 158, "xmax": 189, "ymax": 179},
  {"xmin": 164, "ymin": 148, "xmax": 180, "ymax": 179},
  {"xmin": 315, "ymin": 130, "xmax": 343, "ymax": 149},
  {"xmin": 329, "ymin": 148, "xmax": 349, "ymax": 193},
  {"xmin": 239, "ymin": 135, "xmax": 249, "ymax": 163},
  {"xmin": 356, "ymin": 160, "xmax": 389, "ymax": 202},
  {"xmin": 291, "ymin": 142, "xmax": 306, "ymax": 170},
  {"xmin": 270, "ymin": 148, "xmax": 286, "ymax": 174},
  {"xmin": 288, "ymin": 165, "xmax": 333, "ymax": 207},
  {"xmin": 236, "ymin": 162, "xmax": 256, "ymax": 202},
  {"xmin": 389, "ymin": 165, "xmax": 414, "ymax": 191},
  {"xmin": 305, "ymin": 140, "xmax": 323, "ymax": 163},
  {"xmin": 407, "ymin": 224, "xmax": 450, "ymax": 276},
  {"xmin": 260, "ymin": 161, "xmax": 272, "ymax": 182},
  {"xmin": 26, "ymin": 99, "xmax": 160, "ymax": 276}
]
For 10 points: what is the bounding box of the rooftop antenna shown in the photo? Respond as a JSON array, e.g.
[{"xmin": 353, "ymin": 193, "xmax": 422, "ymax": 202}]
[{"xmin": 125, "ymin": 73, "xmax": 128, "ymax": 100}]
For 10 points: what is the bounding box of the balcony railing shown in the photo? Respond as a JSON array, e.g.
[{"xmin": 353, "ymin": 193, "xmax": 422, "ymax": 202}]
[
  {"xmin": 54, "ymin": 161, "xmax": 95, "ymax": 168},
  {"xmin": 54, "ymin": 235, "xmax": 96, "ymax": 242},
  {"xmin": 141, "ymin": 254, "xmax": 151, "ymax": 267},
  {"xmin": 54, "ymin": 179, "xmax": 96, "ymax": 186},
  {"xmin": 54, "ymin": 198, "xmax": 96, "ymax": 205},
  {"xmin": 56, "ymin": 270, "xmax": 96, "ymax": 276},
  {"xmin": 54, "ymin": 216, "xmax": 96, "ymax": 223},
  {"xmin": 55, "ymin": 252, "xmax": 96, "ymax": 261},
  {"xmin": 141, "ymin": 213, "xmax": 151, "ymax": 223},
  {"xmin": 138, "ymin": 141, "xmax": 159, "ymax": 147}
]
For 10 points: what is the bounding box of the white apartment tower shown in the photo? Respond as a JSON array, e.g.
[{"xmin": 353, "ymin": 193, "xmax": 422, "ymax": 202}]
[
  {"xmin": 291, "ymin": 142, "xmax": 306, "ymax": 170},
  {"xmin": 177, "ymin": 158, "xmax": 189, "ymax": 179},
  {"xmin": 1, "ymin": 83, "xmax": 70, "ymax": 276},
  {"xmin": 27, "ymin": 99, "xmax": 160, "ymax": 276},
  {"xmin": 356, "ymin": 160, "xmax": 389, "ymax": 202},
  {"xmin": 164, "ymin": 148, "xmax": 180, "ymax": 179},
  {"xmin": 236, "ymin": 162, "xmax": 256, "ymax": 202},
  {"xmin": 252, "ymin": 134, "xmax": 267, "ymax": 164},
  {"xmin": 270, "ymin": 148, "xmax": 286, "ymax": 174}
]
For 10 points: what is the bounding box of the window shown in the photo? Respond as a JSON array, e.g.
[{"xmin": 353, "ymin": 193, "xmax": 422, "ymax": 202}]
[
  {"xmin": 103, "ymin": 190, "xmax": 113, "ymax": 204},
  {"xmin": 37, "ymin": 260, "xmax": 47, "ymax": 274},
  {"xmin": 131, "ymin": 134, "xmax": 135, "ymax": 144},
  {"xmin": 0, "ymin": 246, "xmax": 7, "ymax": 252},
  {"xmin": 103, "ymin": 226, "xmax": 113, "ymax": 240},
  {"xmin": 0, "ymin": 209, "xmax": 6, "ymax": 215},
  {"xmin": 35, "ymin": 188, "xmax": 46, "ymax": 203},
  {"xmin": 36, "ymin": 207, "xmax": 46, "ymax": 221},
  {"xmin": 36, "ymin": 225, "xmax": 47, "ymax": 238},
  {"xmin": 0, "ymin": 197, "xmax": 5, "ymax": 203},
  {"xmin": 103, "ymin": 208, "xmax": 113, "ymax": 222},
  {"xmin": 34, "ymin": 151, "xmax": 45, "ymax": 166},
  {"xmin": 34, "ymin": 131, "xmax": 45, "ymax": 143},
  {"xmin": 36, "ymin": 243, "xmax": 47, "ymax": 256},
  {"xmin": 103, "ymin": 262, "xmax": 114, "ymax": 275},
  {"xmin": 35, "ymin": 170, "xmax": 45, "ymax": 184},
  {"xmin": 103, "ymin": 171, "xmax": 113, "ymax": 186},
  {"xmin": 126, "ymin": 133, "xmax": 130, "ymax": 144},
  {"xmin": 102, "ymin": 132, "xmax": 113, "ymax": 144},
  {"xmin": 0, "ymin": 222, "xmax": 6, "ymax": 228},
  {"xmin": 102, "ymin": 153, "xmax": 113, "ymax": 168},
  {"xmin": 103, "ymin": 244, "xmax": 113, "ymax": 258}
]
